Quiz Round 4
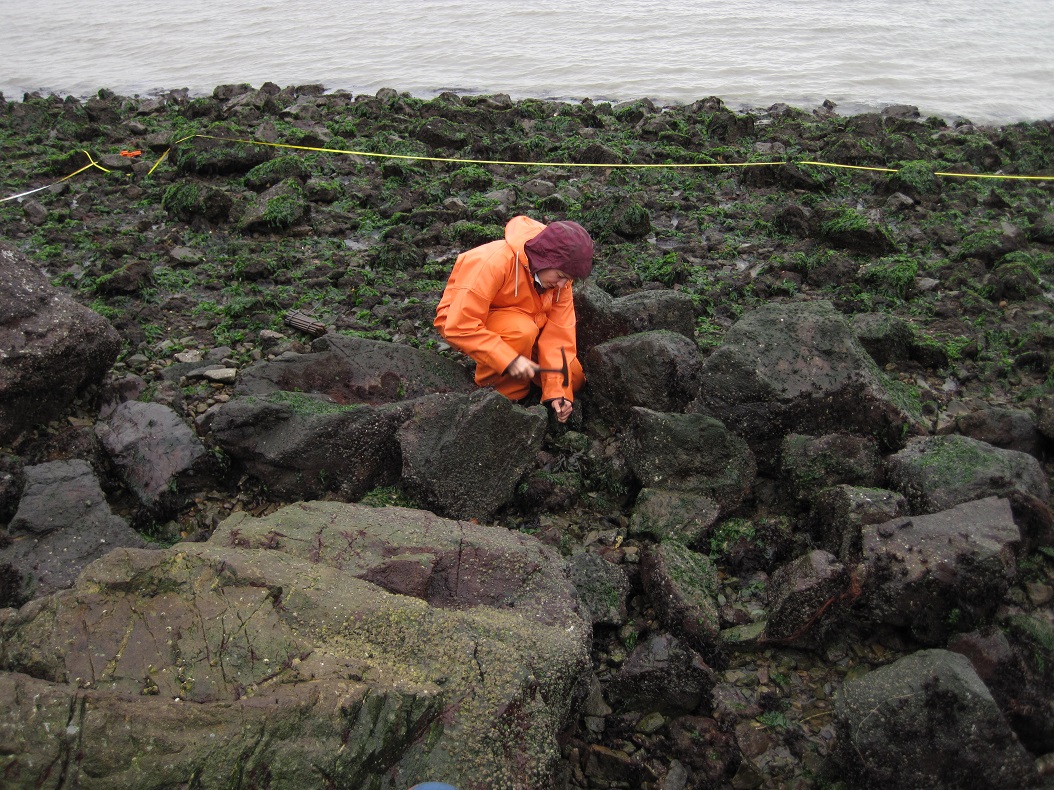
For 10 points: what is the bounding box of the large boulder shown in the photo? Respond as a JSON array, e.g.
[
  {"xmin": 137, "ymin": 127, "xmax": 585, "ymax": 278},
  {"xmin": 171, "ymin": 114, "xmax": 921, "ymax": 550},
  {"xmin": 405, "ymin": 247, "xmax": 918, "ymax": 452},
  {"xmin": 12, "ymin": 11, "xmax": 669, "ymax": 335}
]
[
  {"xmin": 0, "ymin": 243, "xmax": 121, "ymax": 443},
  {"xmin": 850, "ymin": 312, "xmax": 917, "ymax": 366},
  {"xmin": 609, "ymin": 634, "xmax": 716, "ymax": 714},
  {"xmin": 885, "ymin": 434, "xmax": 1050, "ymax": 515},
  {"xmin": 950, "ymin": 622, "xmax": 1054, "ymax": 754},
  {"xmin": 95, "ymin": 401, "xmax": 210, "ymax": 512},
  {"xmin": 161, "ymin": 181, "xmax": 233, "ymax": 223},
  {"xmin": 415, "ymin": 117, "xmax": 470, "ymax": 149},
  {"xmin": 568, "ymin": 550, "xmax": 632, "ymax": 627},
  {"xmin": 641, "ymin": 540, "xmax": 721, "ymax": 662},
  {"xmin": 236, "ymin": 333, "xmax": 475, "ymax": 403},
  {"xmin": 628, "ymin": 488, "xmax": 720, "ymax": 546},
  {"xmin": 693, "ymin": 301, "xmax": 924, "ymax": 451},
  {"xmin": 237, "ymin": 179, "xmax": 308, "ymax": 232},
  {"xmin": 209, "ymin": 392, "xmax": 412, "ymax": 500},
  {"xmin": 584, "ymin": 331, "xmax": 703, "ymax": 424},
  {"xmin": 622, "ymin": 408, "xmax": 756, "ymax": 516},
  {"xmin": 761, "ymin": 550, "xmax": 853, "ymax": 647},
  {"xmin": 213, "ymin": 334, "xmax": 478, "ymax": 502},
  {"xmin": 0, "ymin": 460, "xmax": 147, "ymax": 605},
  {"xmin": 780, "ymin": 432, "xmax": 883, "ymax": 503},
  {"xmin": 172, "ymin": 127, "xmax": 273, "ymax": 175},
  {"xmin": 807, "ymin": 485, "xmax": 908, "ymax": 562},
  {"xmin": 398, "ymin": 390, "xmax": 547, "ymax": 521},
  {"xmin": 954, "ymin": 406, "xmax": 1045, "ymax": 458},
  {"xmin": 851, "ymin": 312, "xmax": 948, "ymax": 370},
  {"xmin": 0, "ymin": 501, "xmax": 591, "ymax": 790},
  {"xmin": 575, "ymin": 284, "xmax": 696, "ymax": 355},
  {"xmin": 858, "ymin": 496, "xmax": 1021, "ymax": 644},
  {"xmin": 834, "ymin": 649, "xmax": 1039, "ymax": 789}
]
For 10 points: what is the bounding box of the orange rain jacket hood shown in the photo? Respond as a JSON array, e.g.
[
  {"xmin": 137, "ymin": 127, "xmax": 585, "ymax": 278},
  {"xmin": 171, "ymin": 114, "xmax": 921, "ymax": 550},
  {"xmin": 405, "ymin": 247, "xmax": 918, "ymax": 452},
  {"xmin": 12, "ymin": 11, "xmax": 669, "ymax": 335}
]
[{"xmin": 434, "ymin": 215, "xmax": 582, "ymax": 403}]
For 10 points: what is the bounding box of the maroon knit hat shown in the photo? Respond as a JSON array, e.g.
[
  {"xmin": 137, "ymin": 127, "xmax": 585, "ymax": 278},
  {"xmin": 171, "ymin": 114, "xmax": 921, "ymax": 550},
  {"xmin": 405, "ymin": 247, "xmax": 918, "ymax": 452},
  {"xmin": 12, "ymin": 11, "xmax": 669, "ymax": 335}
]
[{"xmin": 524, "ymin": 221, "xmax": 594, "ymax": 280}]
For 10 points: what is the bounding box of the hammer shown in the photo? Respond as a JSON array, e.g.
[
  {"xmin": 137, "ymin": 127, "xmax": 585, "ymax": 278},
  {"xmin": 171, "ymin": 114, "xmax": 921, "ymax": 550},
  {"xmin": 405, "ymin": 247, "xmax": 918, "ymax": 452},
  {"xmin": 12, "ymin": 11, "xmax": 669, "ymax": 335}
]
[{"xmin": 536, "ymin": 347, "xmax": 570, "ymax": 388}]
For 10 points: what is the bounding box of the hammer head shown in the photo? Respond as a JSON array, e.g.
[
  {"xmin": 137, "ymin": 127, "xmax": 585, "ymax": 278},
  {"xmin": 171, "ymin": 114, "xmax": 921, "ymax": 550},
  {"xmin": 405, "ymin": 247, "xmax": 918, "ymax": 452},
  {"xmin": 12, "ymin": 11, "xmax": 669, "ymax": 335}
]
[{"xmin": 536, "ymin": 347, "xmax": 571, "ymax": 388}]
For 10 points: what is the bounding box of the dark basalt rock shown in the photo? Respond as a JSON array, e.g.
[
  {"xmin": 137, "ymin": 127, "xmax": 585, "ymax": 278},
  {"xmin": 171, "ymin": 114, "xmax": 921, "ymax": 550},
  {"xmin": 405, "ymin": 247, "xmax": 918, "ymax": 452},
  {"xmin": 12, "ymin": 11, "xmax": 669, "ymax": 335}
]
[{"xmin": 0, "ymin": 243, "xmax": 120, "ymax": 444}]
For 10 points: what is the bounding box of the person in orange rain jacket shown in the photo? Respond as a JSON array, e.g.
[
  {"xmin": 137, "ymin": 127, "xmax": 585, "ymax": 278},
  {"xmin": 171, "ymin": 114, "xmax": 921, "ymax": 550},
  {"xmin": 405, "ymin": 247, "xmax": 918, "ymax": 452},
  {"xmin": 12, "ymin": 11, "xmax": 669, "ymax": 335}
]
[{"xmin": 434, "ymin": 215, "xmax": 593, "ymax": 423}]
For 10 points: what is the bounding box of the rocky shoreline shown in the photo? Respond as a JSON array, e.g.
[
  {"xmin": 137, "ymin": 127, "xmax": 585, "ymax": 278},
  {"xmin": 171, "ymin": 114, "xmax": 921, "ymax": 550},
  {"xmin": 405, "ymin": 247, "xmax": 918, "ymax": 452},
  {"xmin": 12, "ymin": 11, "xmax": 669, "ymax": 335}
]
[{"xmin": 1, "ymin": 83, "xmax": 1053, "ymax": 789}]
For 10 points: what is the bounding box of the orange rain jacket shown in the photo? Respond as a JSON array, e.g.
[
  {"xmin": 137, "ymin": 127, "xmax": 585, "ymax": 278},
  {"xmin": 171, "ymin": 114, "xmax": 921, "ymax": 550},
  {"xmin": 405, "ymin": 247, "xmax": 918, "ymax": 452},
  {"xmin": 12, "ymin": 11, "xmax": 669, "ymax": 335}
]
[{"xmin": 434, "ymin": 215, "xmax": 580, "ymax": 403}]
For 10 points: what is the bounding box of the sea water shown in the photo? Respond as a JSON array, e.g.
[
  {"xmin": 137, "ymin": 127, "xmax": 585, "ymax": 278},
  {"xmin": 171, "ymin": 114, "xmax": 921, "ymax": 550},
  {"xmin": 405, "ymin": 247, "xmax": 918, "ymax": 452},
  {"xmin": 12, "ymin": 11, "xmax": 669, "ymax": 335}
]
[{"xmin": 1, "ymin": 0, "xmax": 1052, "ymax": 123}]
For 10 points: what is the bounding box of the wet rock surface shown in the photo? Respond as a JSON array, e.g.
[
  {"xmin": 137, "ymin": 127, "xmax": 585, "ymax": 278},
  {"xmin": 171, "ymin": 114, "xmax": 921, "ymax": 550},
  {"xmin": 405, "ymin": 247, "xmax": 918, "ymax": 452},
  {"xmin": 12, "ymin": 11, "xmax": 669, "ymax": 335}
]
[
  {"xmin": 859, "ymin": 496, "xmax": 1022, "ymax": 645},
  {"xmin": 398, "ymin": 389, "xmax": 548, "ymax": 521},
  {"xmin": 0, "ymin": 459, "xmax": 147, "ymax": 605},
  {"xmin": 95, "ymin": 400, "xmax": 209, "ymax": 511},
  {"xmin": 0, "ymin": 243, "xmax": 120, "ymax": 443},
  {"xmin": 0, "ymin": 502, "xmax": 591, "ymax": 789},
  {"xmin": 1, "ymin": 86, "xmax": 1053, "ymax": 788},
  {"xmin": 885, "ymin": 433, "xmax": 1050, "ymax": 513},
  {"xmin": 694, "ymin": 301, "xmax": 926, "ymax": 452},
  {"xmin": 834, "ymin": 649, "xmax": 1039, "ymax": 788}
]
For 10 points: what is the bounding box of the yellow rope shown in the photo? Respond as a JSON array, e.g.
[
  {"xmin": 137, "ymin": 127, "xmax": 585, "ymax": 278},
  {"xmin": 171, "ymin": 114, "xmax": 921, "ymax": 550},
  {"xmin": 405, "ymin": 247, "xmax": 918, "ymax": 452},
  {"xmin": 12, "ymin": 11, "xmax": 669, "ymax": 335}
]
[
  {"xmin": 4, "ymin": 132, "xmax": 1053, "ymax": 203},
  {"xmin": 192, "ymin": 135, "xmax": 1054, "ymax": 179},
  {"xmin": 797, "ymin": 160, "xmax": 900, "ymax": 174},
  {"xmin": 146, "ymin": 149, "xmax": 170, "ymax": 177},
  {"xmin": 932, "ymin": 170, "xmax": 1053, "ymax": 180},
  {"xmin": 1, "ymin": 150, "xmax": 111, "ymax": 202},
  {"xmin": 194, "ymin": 133, "xmax": 776, "ymax": 168}
]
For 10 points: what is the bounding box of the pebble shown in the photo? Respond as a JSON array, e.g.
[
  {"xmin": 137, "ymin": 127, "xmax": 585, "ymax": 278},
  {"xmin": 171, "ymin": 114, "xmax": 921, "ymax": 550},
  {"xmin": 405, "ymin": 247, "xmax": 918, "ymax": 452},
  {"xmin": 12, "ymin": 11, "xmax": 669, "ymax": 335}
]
[
  {"xmin": 174, "ymin": 349, "xmax": 203, "ymax": 364},
  {"xmin": 1037, "ymin": 752, "xmax": 1054, "ymax": 777},
  {"xmin": 661, "ymin": 760, "xmax": 688, "ymax": 790},
  {"xmin": 635, "ymin": 712, "xmax": 666, "ymax": 734},
  {"xmin": 1025, "ymin": 581, "xmax": 1053, "ymax": 606},
  {"xmin": 201, "ymin": 368, "xmax": 237, "ymax": 384},
  {"xmin": 584, "ymin": 715, "xmax": 606, "ymax": 734}
]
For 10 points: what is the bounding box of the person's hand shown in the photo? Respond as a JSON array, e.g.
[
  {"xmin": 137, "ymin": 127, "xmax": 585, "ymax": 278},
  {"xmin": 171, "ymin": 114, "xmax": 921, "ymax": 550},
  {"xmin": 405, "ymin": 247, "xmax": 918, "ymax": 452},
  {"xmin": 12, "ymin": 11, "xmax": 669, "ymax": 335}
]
[
  {"xmin": 547, "ymin": 397, "xmax": 573, "ymax": 423},
  {"xmin": 504, "ymin": 355, "xmax": 540, "ymax": 380}
]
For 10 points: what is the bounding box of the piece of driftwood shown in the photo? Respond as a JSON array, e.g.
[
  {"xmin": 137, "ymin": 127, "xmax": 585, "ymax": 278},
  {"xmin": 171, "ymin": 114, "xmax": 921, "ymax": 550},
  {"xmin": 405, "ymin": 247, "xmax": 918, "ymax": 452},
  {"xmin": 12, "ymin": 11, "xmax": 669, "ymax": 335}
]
[{"xmin": 284, "ymin": 310, "xmax": 327, "ymax": 337}]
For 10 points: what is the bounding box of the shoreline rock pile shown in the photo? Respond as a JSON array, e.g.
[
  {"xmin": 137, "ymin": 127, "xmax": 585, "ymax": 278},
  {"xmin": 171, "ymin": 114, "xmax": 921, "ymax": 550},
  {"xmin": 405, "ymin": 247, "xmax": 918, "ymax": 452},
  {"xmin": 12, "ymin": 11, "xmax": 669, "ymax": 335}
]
[{"xmin": 1, "ymin": 84, "xmax": 1053, "ymax": 788}]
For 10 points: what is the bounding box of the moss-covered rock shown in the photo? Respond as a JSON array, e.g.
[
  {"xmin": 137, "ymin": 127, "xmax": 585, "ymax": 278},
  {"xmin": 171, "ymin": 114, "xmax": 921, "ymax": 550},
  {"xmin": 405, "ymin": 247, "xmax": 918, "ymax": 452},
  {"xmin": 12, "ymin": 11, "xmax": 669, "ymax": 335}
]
[
  {"xmin": 641, "ymin": 539, "xmax": 721, "ymax": 662},
  {"xmin": 885, "ymin": 434, "xmax": 1050, "ymax": 514},
  {"xmin": 161, "ymin": 180, "xmax": 233, "ymax": 222},
  {"xmin": 0, "ymin": 502, "xmax": 591, "ymax": 789}
]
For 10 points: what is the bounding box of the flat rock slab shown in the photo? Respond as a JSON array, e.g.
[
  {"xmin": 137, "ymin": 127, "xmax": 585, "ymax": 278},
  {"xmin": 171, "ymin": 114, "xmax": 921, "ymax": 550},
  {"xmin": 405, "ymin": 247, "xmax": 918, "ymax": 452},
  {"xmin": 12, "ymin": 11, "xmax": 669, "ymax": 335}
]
[
  {"xmin": 215, "ymin": 500, "xmax": 582, "ymax": 621},
  {"xmin": 1, "ymin": 459, "xmax": 147, "ymax": 604},
  {"xmin": 0, "ymin": 501, "xmax": 590, "ymax": 790},
  {"xmin": 236, "ymin": 333, "xmax": 475, "ymax": 404},
  {"xmin": 95, "ymin": 401, "xmax": 208, "ymax": 509}
]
